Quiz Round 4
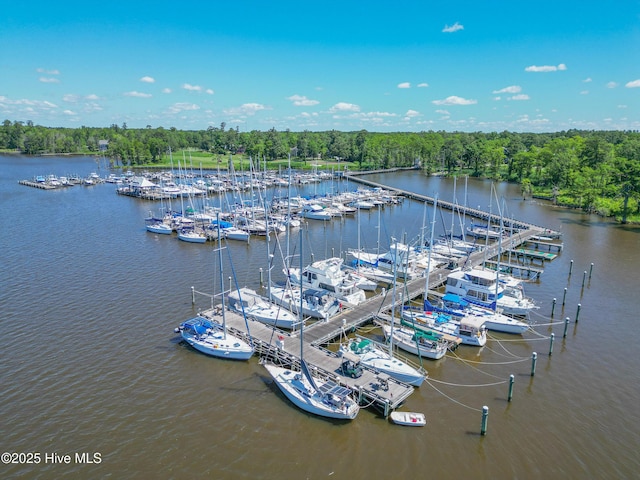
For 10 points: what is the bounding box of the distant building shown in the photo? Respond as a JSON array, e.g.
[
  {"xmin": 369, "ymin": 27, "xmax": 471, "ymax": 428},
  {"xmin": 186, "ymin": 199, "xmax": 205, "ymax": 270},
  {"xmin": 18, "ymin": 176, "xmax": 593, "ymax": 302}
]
[{"xmin": 98, "ymin": 140, "xmax": 109, "ymax": 151}]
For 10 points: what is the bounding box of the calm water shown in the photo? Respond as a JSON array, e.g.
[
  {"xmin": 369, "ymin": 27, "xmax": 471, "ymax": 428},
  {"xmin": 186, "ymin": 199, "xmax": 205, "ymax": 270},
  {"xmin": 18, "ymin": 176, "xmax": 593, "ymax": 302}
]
[{"xmin": 1, "ymin": 157, "xmax": 639, "ymax": 479}]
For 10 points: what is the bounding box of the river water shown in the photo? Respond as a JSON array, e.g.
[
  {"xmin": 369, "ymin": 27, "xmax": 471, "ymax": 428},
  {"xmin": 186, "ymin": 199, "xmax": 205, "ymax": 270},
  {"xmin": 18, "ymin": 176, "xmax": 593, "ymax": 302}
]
[{"xmin": 1, "ymin": 156, "xmax": 638, "ymax": 479}]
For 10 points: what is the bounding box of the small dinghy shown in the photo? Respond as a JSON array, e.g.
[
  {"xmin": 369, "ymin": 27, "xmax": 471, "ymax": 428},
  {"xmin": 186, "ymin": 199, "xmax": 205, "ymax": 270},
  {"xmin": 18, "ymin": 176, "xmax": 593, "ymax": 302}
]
[{"xmin": 389, "ymin": 411, "xmax": 426, "ymax": 427}]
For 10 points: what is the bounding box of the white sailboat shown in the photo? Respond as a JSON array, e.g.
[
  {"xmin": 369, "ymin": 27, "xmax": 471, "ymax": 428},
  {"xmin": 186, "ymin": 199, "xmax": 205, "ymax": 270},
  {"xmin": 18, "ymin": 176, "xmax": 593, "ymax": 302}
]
[
  {"xmin": 174, "ymin": 220, "xmax": 253, "ymax": 360},
  {"xmin": 263, "ymin": 231, "xmax": 360, "ymax": 420},
  {"xmin": 339, "ymin": 336, "xmax": 426, "ymax": 387}
]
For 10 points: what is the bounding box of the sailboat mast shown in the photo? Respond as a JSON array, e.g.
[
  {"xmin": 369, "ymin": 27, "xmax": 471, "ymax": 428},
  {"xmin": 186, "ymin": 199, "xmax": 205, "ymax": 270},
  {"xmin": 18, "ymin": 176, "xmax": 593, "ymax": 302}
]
[
  {"xmin": 216, "ymin": 213, "xmax": 228, "ymax": 338},
  {"xmin": 299, "ymin": 228, "xmax": 304, "ymax": 360},
  {"xmin": 423, "ymin": 194, "xmax": 438, "ymax": 306}
]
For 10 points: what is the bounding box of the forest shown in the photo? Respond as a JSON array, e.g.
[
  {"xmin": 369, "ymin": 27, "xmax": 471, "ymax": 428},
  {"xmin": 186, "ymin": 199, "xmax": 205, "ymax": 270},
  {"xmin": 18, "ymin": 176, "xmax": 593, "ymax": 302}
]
[{"xmin": 2, "ymin": 119, "xmax": 639, "ymax": 223}]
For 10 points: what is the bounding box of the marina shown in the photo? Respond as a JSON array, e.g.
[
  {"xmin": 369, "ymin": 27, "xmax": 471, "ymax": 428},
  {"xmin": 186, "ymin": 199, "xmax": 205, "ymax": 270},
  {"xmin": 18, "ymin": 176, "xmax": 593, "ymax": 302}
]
[{"xmin": 3, "ymin": 155, "xmax": 637, "ymax": 479}]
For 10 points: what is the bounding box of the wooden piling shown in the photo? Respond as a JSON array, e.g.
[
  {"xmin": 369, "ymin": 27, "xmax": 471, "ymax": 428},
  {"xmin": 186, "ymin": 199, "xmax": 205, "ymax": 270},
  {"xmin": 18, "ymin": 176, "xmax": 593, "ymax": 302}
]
[
  {"xmin": 563, "ymin": 317, "xmax": 569, "ymax": 338},
  {"xmin": 508, "ymin": 375, "xmax": 514, "ymax": 402},
  {"xmin": 531, "ymin": 352, "xmax": 537, "ymax": 376},
  {"xmin": 576, "ymin": 304, "xmax": 581, "ymax": 322},
  {"xmin": 549, "ymin": 333, "xmax": 554, "ymax": 356},
  {"xmin": 481, "ymin": 406, "xmax": 489, "ymax": 435}
]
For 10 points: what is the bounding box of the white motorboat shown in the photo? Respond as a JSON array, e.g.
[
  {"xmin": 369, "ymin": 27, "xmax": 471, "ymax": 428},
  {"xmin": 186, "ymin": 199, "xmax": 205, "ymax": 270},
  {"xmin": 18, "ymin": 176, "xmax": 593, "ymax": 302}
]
[
  {"xmin": 288, "ymin": 257, "xmax": 366, "ymax": 306},
  {"xmin": 389, "ymin": 411, "xmax": 426, "ymax": 427},
  {"xmin": 445, "ymin": 267, "xmax": 537, "ymax": 316}
]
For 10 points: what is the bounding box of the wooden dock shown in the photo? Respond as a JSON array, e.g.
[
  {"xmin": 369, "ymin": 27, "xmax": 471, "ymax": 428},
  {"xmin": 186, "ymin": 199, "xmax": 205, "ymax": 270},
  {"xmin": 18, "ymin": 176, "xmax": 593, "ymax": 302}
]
[
  {"xmin": 192, "ymin": 227, "xmax": 546, "ymax": 416},
  {"xmin": 342, "ymin": 173, "xmax": 562, "ymax": 238}
]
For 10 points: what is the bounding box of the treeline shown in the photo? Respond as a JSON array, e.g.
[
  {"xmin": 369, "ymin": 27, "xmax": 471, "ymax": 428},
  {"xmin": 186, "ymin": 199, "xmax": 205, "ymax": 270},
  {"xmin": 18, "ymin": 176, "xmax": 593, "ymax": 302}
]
[{"xmin": 2, "ymin": 119, "xmax": 639, "ymax": 222}]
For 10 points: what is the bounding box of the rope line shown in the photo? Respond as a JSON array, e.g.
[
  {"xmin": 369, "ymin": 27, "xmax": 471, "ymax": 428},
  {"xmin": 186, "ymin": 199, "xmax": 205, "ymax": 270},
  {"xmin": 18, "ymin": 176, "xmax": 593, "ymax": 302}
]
[
  {"xmin": 425, "ymin": 379, "xmax": 482, "ymax": 412},
  {"xmin": 427, "ymin": 377, "xmax": 508, "ymax": 387}
]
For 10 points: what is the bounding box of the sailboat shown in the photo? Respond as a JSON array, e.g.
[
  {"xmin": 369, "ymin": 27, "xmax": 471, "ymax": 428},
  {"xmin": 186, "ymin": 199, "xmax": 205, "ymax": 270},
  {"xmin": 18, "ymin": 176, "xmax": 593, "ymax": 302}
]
[
  {"xmin": 227, "ymin": 205, "xmax": 298, "ymax": 330},
  {"xmin": 339, "ymin": 336, "xmax": 426, "ymax": 386},
  {"xmin": 263, "ymin": 231, "xmax": 360, "ymax": 420},
  {"xmin": 174, "ymin": 220, "xmax": 253, "ymax": 360}
]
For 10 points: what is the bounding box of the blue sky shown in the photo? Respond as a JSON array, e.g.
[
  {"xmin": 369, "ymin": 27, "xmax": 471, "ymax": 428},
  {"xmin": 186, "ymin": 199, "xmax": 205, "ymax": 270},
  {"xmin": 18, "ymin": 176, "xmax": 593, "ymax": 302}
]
[{"xmin": 1, "ymin": 1, "xmax": 639, "ymax": 132}]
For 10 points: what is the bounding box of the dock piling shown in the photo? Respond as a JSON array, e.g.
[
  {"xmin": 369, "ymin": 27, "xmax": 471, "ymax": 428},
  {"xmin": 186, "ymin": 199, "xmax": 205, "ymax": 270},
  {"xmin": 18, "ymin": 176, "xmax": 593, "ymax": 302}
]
[
  {"xmin": 563, "ymin": 317, "xmax": 569, "ymax": 338},
  {"xmin": 562, "ymin": 287, "xmax": 567, "ymax": 306},
  {"xmin": 191, "ymin": 286, "xmax": 195, "ymax": 304},
  {"xmin": 259, "ymin": 268, "xmax": 263, "ymax": 285},
  {"xmin": 549, "ymin": 333, "xmax": 555, "ymax": 356},
  {"xmin": 589, "ymin": 263, "xmax": 594, "ymax": 279},
  {"xmin": 531, "ymin": 352, "xmax": 537, "ymax": 376},
  {"xmin": 582, "ymin": 271, "xmax": 587, "ymax": 288},
  {"xmin": 551, "ymin": 298, "xmax": 556, "ymax": 317},
  {"xmin": 508, "ymin": 374, "xmax": 514, "ymax": 402},
  {"xmin": 575, "ymin": 304, "xmax": 581, "ymax": 322},
  {"xmin": 569, "ymin": 259, "xmax": 574, "ymax": 275},
  {"xmin": 481, "ymin": 406, "xmax": 489, "ymax": 436}
]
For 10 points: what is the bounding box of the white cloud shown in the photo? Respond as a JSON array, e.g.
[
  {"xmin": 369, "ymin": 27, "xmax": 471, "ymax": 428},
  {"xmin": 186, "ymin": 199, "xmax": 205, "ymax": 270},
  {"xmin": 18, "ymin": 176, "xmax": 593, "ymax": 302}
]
[
  {"xmin": 493, "ymin": 96, "xmax": 501, "ymax": 101},
  {"xmin": 583, "ymin": 77, "xmax": 592, "ymax": 83},
  {"xmin": 287, "ymin": 94, "xmax": 320, "ymax": 106},
  {"xmin": 580, "ymin": 90, "xmax": 589, "ymax": 95},
  {"xmin": 432, "ymin": 95, "xmax": 477, "ymax": 106},
  {"xmin": 606, "ymin": 81, "xmax": 618, "ymax": 89},
  {"xmin": 205, "ymin": 89, "xmax": 214, "ymax": 95},
  {"xmin": 167, "ymin": 103, "xmax": 200, "ymax": 113},
  {"xmin": 36, "ymin": 68, "xmax": 60, "ymax": 75},
  {"xmin": 525, "ymin": 63, "xmax": 567, "ymax": 72},
  {"xmin": 39, "ymin": 77, "xmax": 60, "ymax": 83},
  {"xmin": 223, "ymin": 103, "xmax": 267, "ymax": 116},
  {"xmin": 63, "ymin": 93, "xmax": 100, "ymax": 103},
  {"xmin": 508, "ymin": 94, "xmax": 530, "ymax": 101},
  {"xmin": 417, "ymin": 83, "xmax": 429, "ymax": 88},
  {"xmin": 329, "ymin": 102, "xmax": 360, "ymax": 113},
  {"xmin": 162, "ymin": 88, "xmax": 172, "ymax": 94},
  {"xmin": 63, "ymin": 109, "xmax": 76, "ymax": 115},
  {"xmin": 397, "ymin": 82, "xmax": 411, "ymax": 89},
  {"xmin": 626, "ymin": 79, "xmax": 640, "ymax": 88},
  {"xmin": 404, "ymin": 109, "xmax": 420, "ymax": 118},
  {"xmin": 442, "ymin": 22, "xmax": 464, "ymax": 33},
  {"xmin": 493, "ymin": 85, "xmax": 521, "ymax": 94},
  {"xmin": 140, "ymin": 76, "xmax": 155, "ymax": 83},
  {"xmin": 182, "ymin": 83, "xmax": 203, "ymax": 92},
  {"xmin": 435, "ymin": 109, "xmax": 450, "ymax": 115},
  {"xmin": 124, "ymin": 91, "xmax": 152, "ymax": 98}
]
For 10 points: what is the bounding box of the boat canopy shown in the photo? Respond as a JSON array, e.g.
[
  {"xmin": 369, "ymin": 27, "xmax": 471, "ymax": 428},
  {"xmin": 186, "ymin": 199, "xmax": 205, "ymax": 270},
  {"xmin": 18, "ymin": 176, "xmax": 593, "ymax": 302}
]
[{"xmin": 442, "ymin": 293, "xmax": 468, "ymax": 306}]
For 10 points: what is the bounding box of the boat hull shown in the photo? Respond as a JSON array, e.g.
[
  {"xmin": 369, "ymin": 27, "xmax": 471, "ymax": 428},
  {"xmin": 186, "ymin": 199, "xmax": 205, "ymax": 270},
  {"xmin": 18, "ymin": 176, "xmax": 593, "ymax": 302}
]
[{"xmin": 264, "ymin": 363, "xmax": 359, "ymax": 420}]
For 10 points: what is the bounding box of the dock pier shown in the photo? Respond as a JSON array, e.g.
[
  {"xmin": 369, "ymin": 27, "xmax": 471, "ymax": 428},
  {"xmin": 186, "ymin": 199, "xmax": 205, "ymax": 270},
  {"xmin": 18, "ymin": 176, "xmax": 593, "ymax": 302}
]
[{"xmin": 188, "ymin": 172, "xmax": 562, "ymax": 416}]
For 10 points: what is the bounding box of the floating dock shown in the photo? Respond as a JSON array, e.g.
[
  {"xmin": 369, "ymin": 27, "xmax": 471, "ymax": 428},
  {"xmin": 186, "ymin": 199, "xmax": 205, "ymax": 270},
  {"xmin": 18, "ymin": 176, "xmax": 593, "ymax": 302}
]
[{"xmin": 194, "ymin": 227, "xmax": 547, "ymax": 415}]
